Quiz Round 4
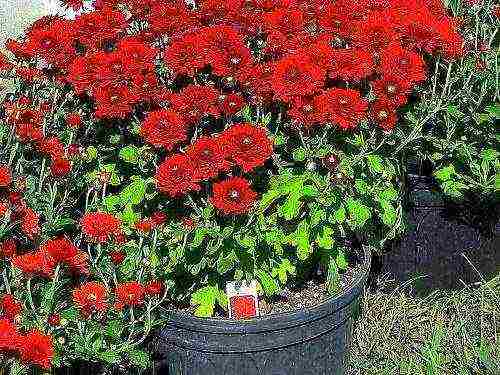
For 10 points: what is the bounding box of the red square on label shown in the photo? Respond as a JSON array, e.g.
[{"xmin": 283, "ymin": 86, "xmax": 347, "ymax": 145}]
[{"xmin": 230, "ymin": 295, "xmax": 257, "ymax": 320}]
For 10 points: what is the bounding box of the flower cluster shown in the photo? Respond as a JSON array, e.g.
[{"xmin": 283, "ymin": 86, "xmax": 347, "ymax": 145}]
[{"xmin": 0, "ymin": 0, "xmax": 472, "ymax": 371}]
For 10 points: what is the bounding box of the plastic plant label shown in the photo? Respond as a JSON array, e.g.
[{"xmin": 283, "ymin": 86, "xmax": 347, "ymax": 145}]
[{"xmin": 226, "ymin": 280, "xmax": 259, "ymax": 320}]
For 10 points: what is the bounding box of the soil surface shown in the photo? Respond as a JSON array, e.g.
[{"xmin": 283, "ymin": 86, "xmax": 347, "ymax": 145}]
[{"xmin": 168, "ymin": 247, "xmax": 365, "ymax": 319}]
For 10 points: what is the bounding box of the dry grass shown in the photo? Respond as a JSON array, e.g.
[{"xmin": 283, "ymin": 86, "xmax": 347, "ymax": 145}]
[{"xmin": 349, "ymin": 272, "xmax": 500, "ymax": 375}]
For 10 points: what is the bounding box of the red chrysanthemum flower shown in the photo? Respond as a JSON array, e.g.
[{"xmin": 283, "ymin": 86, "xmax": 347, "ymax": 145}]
[
  {"xmin": 0, "ymin": 318, "xmax": 21, "ymax": 352},
  {"xmin": 218, "ymin": 93, "xmax": 245, "ymax": 115},
  {"xmin": 135, "ymin": 219, "xmax": 153, "ymax": 233},
  {"xmin": 379, "ymin": 43, "xmax": 427, "ymax": 85},
  {"xmin": 23, "ymin": 17, "xmax": 76, "ymax": 67},
  {"xmin": 151, "ymin": 211, "xmax": 168, "ymax": 226},
  {"xmin": 19, "ymin": 329, "xmax": 54, "ymax": 369},
  {"xmin": 36, "ymin": 137, "xmax": 65, "ymax": 160},
  {"xmin": 114, "ymin": 282, "xmax": 145, "ymax": 310},
  {"xmin": 47, "ymin": 314, "xmax": 61, "ymax": 327},
  {"xmin": 170, "ymin": 85, "xmax": 220, "ymax": 124},
  {"xmin": 313, "ymin": 88, "xmax": 368, "ymax": 130},
  {"xmin": 202, "ymin": 26, "xmax": 253, "ymax": 77},
  {"xmin": 186, "ymin": 136, "xmax": 231, "ymax": 180},
  {"xmin": 0, "ymin": 294, "xmax": 23, "ymax": 322},
  {"xmin": 140, "ymin": 110, "xmax": 188, "ymax": 151},
  {"xmin": 155, "ymin": 154, "xmax": 201, "ymax": 197},
  {"xmin": 39, "ymin": 237, "xmax": 77, "ymax": 263},
  {"xmin": 220, "ymin": 123, "xmax": 274, "ymax": 172},
  {"xmin": 61, "ymin": 0, "xmax": 85, "ymax": 11},
  {"xmin": 11, "ymin": 251, "xmax": 56, "ymax": 278},
  {"xmin": 81, "ymin": 212, "xmax": 123, "ymax": 243},
  {"xmin": 147, "ymin": 2, "xmax": 199, "ymax": 37},
  {"xmin": 72, "ymin": 282, "xmax": 108, "ymax": 317},
  {"xmin": 0, "ymin": 239, "xmax": 17, "ymax": 259},
  {"xmin": 92, "ymin": 83, "xmax": 139, "ymax": 119},
  {"xmin": 66, "ymin": 113, "xmax": 83, "ymax": 128},
  {"xmin": 351, "ymin": 11, "xmax": 399, "ymax": 52},
  {"xmin": 145, "ymin": 280, "xmax": 164, "ymax": 296},
  {"xmin": 370, "ymin": 96, "xmax": 399, "ymax": 131},
  {"xmin": 73, "ymin": 7, "xmax": 128, "ymax": 50},
  {"xmin": 271, "ymin": 55, "xmax": 326, "ymax": 102},
  {"xmin": 372, "ymin": 75, "xmax": 412, "ymax": 107},
  {"xmin": 329, "ymin": 49, "xmax": 375, "ymax": 82},
  {"xmin": 165, "ymin": 33, "xmax": 208, "ymax": 76},
  {"xmin": 50, "ymin": 158, "xmax": 72, "ymax": 177},
  {"xmin": 21, "ymin": 207, "xmax": 40, "ymax": 240},
  {"xmin": 109, "ymin": 250, "xmax": 126, "ymax": 265},
  {"xmin": 211, "ymin": 177, "xmax": 257, "ymax": 215},
  {"xmin": 0, "ymin": 165, "xmax": 12, "ymax": 187}
]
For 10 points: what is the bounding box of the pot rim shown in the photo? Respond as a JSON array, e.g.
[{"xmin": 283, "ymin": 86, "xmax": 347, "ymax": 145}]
[{"xmin": 161, "ymin": 245, "xmax": 372, "ymax": 334}]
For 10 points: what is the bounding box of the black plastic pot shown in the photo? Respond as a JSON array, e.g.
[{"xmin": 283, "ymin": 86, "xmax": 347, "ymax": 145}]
[
  {"xmin": 378, "ymin": 164, "xmax": 500, "ymax": 293},
  {"xmin": 152, "ymin": 246, "xmax": 372, "ymax": 375}
]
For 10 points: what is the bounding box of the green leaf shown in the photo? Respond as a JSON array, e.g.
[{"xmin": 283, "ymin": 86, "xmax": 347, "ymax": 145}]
[
  {"xmin": 279, "ymin": 180, "xmax": 304, "ymax": 220},
  {"xmin": 295, "ymin": 220, "xmax": 312, "ymax": 260},
  {"xmin": 446, "ymin": 104, "xmax": 465, "ymax": 119},
  {"xmin": 191, "ymin": 227, "xmax": 208, "ymax": 247},
  {"xmin": 120, "ymin": 205, "xmax": 139, "ymax": 226},
  {"xmin": 481, "ymin": 149, "xmax": 498, "ymax": 162},
  {"xmin": 292, "ymin": 147, "xmax": 307, "ymax": 161},
  {"xmin": 119, "ymin": 177, "xmax": 146, "ymax": 206},
  {"xmin": 98, "ymin": 351, "xmax": 121, "ymax": 365},
  {"xmin": 336, "ymin": 248, "xmax": 348, "ymax": 270},
  {"xmin": 104, "ymin": 195, "xmax": 121, "ymax": 211},
  {"xmin": 346, "ymin": 198, "xmax": 371, "ymax": 228},
  {"xmin": 271, "ymin": 259, "xmax": 296, "ymax": 285},
  {"xmin": 380, "ymin": 200, "xmax": 397, "ymax": 226},
  {"xmin": 191, "ymin": 286, "xmax": 219, "ymax": 317},
  {"xmin": 366, "ymin": 155, "xmax": 384, "ymax": 174},
  {"xmin": 216, "ymin": 250, "xmax": 238, "ymax": 275},
  {"xmin": 333, "ymin": 206, "xmax": 346, "ymax": 224},
  {"xmin": 259, "ymin": 189, "xmax": 284, "ymax": 212},
  {"xmin": 316, "ymin": 226, "xmax": 335, "ymax": 250},
  {"xmin": 127, "ymin": 349, "xmax": 151, "ymax": 369},
  {"xmin": 434, "ymin": 165, "xmax": 455, "ymax": 182},
  {"xmin": 256, "ymin": 270, "xmax": 280, "ymax": 296},
  {"xmin": 355, "ymin": 179, "xmax": 370, "ymax": 195},
  {"xmin": 378, "ymin": 186, "xmax": 398, "ymax": 201},
  {"xmin": 119, "ymin": 145, "xmax": 140, "ymax": 164},
  {"xmin": 105, "ymin": 320, "xmax": 123, "ymax": 339}
]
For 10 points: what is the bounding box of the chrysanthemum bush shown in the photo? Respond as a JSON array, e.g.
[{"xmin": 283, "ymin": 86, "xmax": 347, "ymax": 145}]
[
  {"xmin": 0, "ymin": 0, "xmax": 475, "ymax": 372},
  {"xmin": 400, "ymin": 0, "xmax": 499, "ymax": 201}
]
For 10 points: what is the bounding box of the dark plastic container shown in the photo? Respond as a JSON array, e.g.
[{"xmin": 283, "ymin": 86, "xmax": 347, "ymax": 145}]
[
  {"xmin": 378, "ymin": 162, "xmax": 500, "ymax": 293},
  {"xmin": 152, "ymin": 246, "xmax": 372, "ymax": 375}
]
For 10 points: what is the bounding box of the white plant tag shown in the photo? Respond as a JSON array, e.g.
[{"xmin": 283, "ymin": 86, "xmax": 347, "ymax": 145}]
[{"xmin": 226, "ymin": 280, "xmax": 259, "ymax": 320}]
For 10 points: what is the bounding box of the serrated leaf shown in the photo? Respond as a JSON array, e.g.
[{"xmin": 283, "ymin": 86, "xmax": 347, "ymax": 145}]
[
  {"xmin": 256, "ymin": 270, "xmax": 280, "ymax": 296},
  {"xmin": 336, "ymin": 248, "xmax": 348, "ymax": 270},
  {"xmin": 434, "ymin": 165, "xmax": 455, "ymax": 182},
  {"xmin": 379, "ymin": 186, "xmax": 398, "ymax": 201},
  {"xmin": 355, "ymin": 179, "xmax": 370, "ymax": 195},
  {"xmin": 333, "ymin": 206, "xmax": 346, "ymax": 224},
  {"xmin": 127, "ymin": 350, "xmax": 151, "ymax": 369},
  {"xmin": 119, "ymin": 145, "xmax": 140, "ymax": 164},
  {"xmin": 295, "ymin": 220, "xmax": 312, "ymax": 260},
  {"xmin": 119, "ymin": 177, "xmax": 146, "ymax": 206},
  {"xmin": 191, "ymin": 286, "xmax": 218, "ymax": 317},
  {"xmin": 98, "ymin": 351, "xmax": 121, "ymax": 365},
  {"xmin": 216, "ymin": 250, "xmax": 238, "ymax": 275},
  {"xmin": 380, "ymin": 200, "xmax": 397, "ymax": 226},
  {"xmin": 366, "ymin": 155, "xmax": 384, "ymax": 174},
  {"xmin": 316, "ymin": 226, "xmax": 335, "ymax": 250},
  {"xmin": 346, "ymin": 198, "xmax": 371, "ymax": 228},
  {"xmin": 292, "ymin": 147, "xmax": 307, "ymax": 161}
]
